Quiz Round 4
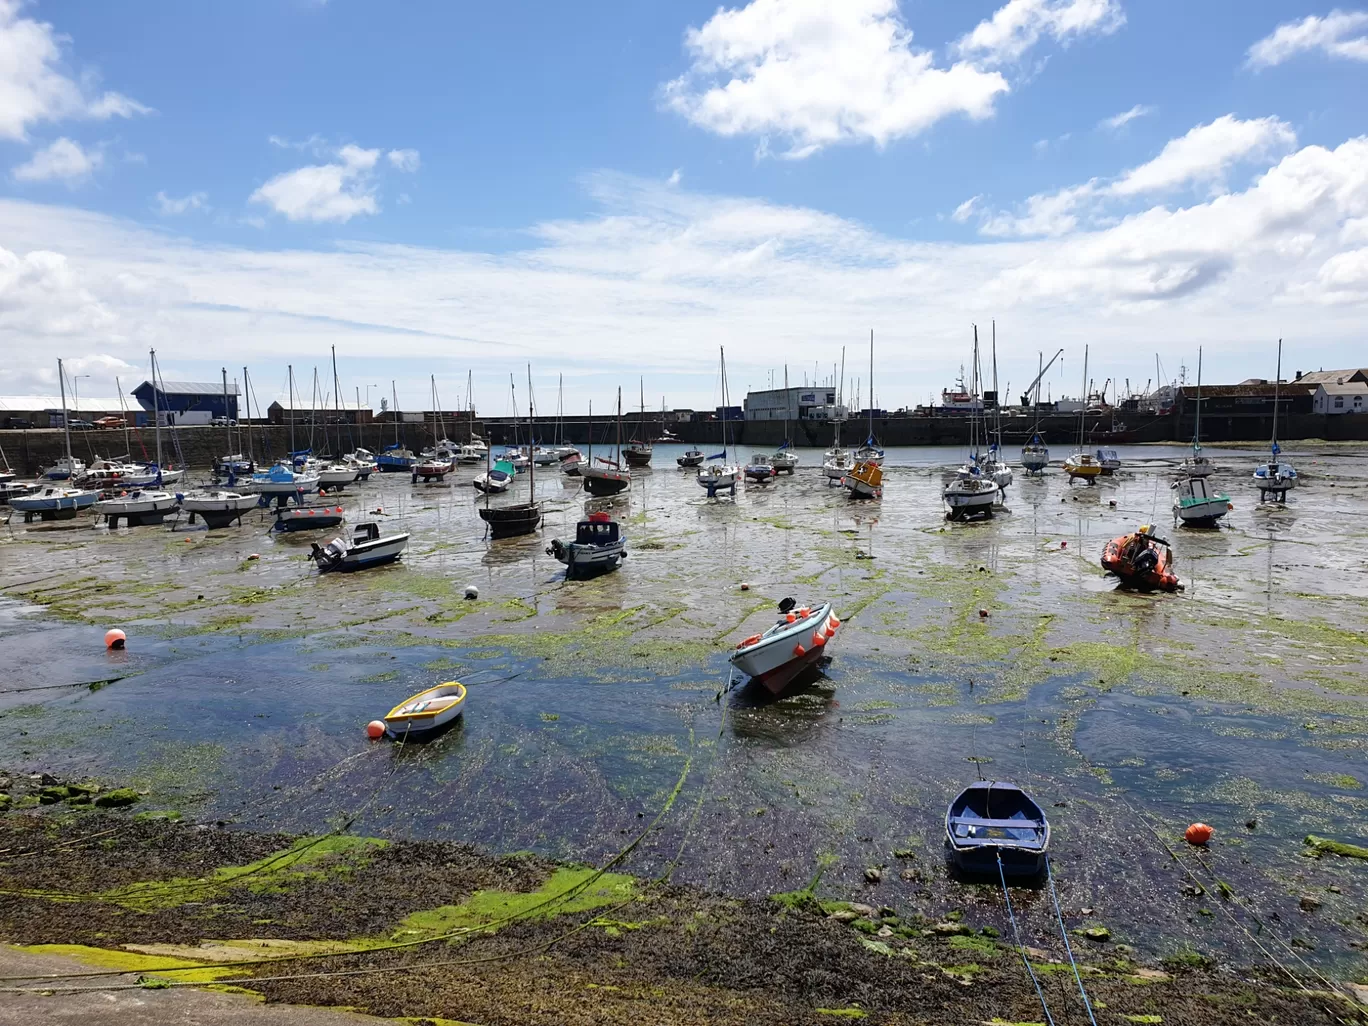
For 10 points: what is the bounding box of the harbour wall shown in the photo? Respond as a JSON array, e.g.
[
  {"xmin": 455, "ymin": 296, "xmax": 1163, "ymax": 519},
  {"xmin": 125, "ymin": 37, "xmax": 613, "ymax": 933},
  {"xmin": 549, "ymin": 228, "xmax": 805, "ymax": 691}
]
[{"xmin": 6, "ymin": 411, "xmax": 1367, "ymax": 474}]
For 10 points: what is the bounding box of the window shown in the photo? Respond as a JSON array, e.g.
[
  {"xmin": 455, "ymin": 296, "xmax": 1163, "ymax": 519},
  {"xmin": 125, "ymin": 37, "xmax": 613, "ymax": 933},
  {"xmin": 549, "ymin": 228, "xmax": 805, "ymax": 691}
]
[{"xmin": 1334, "ymin": 396, "xmax": 1344, "ymax": 409}]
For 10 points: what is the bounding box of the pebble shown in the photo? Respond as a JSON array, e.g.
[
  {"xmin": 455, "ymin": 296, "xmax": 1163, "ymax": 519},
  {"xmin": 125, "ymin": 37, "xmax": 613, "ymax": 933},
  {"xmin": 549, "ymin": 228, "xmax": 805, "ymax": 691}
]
[
  {"xmin": 847, "ymin": 902, "xmax": 877, "ymax": 917},
  {"xmin": 1299, "ymin": 895, "xmax": 1322, "ymax": 913},
  {"xmin": 864, "ymin": 867, "xmax": 883, "ymax": 884}
]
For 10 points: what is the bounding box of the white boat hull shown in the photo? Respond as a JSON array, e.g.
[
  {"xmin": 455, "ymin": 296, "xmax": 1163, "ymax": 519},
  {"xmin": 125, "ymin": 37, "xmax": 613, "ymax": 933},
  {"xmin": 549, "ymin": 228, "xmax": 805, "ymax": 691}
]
[
  {"xmin": 697, "ymin": 466, "xmax": 738, "ymax": 496},
  {"xmin": 730, "ymin": 603, "xmax": 837, "ymax": 694},
  {"xmin": 9, "ymin": 486, "xmax": 98, "ymax": 515}
]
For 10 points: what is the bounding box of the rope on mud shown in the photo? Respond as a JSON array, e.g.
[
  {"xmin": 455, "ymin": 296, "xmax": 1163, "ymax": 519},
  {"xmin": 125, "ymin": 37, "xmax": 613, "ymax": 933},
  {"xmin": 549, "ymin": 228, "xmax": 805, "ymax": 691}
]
[
  {"xmin": 997, "ymin": 852, "xmax": 1056, "ymax": 1026},
  {"xmin": 0, "ymin": 826, "xmax": 124, "ymax": 864},
  {"xmin": 0, "ymin": 731, "xmax": 698, "ymax": 986},
  {"xmin": 1044, "ymin": 856, "xmax": 1098, "ymax": 1026}
]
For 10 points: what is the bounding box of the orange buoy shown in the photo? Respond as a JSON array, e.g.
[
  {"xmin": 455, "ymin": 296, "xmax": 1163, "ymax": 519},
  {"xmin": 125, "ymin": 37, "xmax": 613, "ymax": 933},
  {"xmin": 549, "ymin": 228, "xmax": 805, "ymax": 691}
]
[
  {"xmin": 785, "ymin": 613, "xmax": 796, "ymax": 624},
  {"xmin": 979, "ymin": 608, "xmax": 989, "ymax": 618},
  {"xmin": 793, "ymin": 643, "xmax": 806, "ymax": 657},
  {"xmin": 811, "ymin": 631, "xmax": 825, "ymax": 647},
  {"xmin": 1185, "ymin": 823, "xmax": 1213, "ymax": 846},
  {"xmin": 365, "ymin": 720, "xmax": 386, "ymax": 740},
  {"xmin": 829, "ymin": 616, "xmax": 841, "ymax": 629},
  {"xmin": 247, "ymin": 553, "xmax": 260, "ymax": 560},
  {"xmin": 104, "ymin": 629, "xmax": 127, "ymax": 650},
  {"xmin": 740, "ymin": 582, "xmax": 750, "ymax": 591},
  {"xmin": 737, "ymin": 635, "xmax": 762, "ymax": 649}
]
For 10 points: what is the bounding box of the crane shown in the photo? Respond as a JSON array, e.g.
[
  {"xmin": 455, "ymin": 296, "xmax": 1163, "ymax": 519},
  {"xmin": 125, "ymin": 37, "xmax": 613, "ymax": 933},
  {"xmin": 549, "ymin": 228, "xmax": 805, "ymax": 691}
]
[{"xmin": 1019, "ymin": 348, "xmax": 1064, "ymax": 408}]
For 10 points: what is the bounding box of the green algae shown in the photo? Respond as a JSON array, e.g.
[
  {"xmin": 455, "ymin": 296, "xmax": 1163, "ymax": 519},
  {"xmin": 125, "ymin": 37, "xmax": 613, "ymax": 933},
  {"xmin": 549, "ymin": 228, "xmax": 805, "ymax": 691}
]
[
  {"xmin": 16, "ymin": 943, "xmax": 245, "ymax": 985},
  {"xmin": 1303, "ymin": 834, "xmax": 1368, "ymax": 860},
  {"xmin": 1306, "ymin": 772, "xmax": 1363, "ymax": 790},
  {"xmin": 815, "ymin": 1009, "xmax": 868, "ymax": 1018},
  {"xmin": 391, "ymin": 866, "xmax": 636, "ymax": 941}
]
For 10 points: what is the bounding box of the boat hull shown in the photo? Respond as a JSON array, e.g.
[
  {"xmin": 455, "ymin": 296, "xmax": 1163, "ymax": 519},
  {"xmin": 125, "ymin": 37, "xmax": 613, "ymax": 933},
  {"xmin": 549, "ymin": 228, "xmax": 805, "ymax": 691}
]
[
  {"xmin": 730, "ymin": 603, "xmax": 836, "ymax": 695},
  {"xmin": 582, "ymin": 468, "xmax": 630, "ymax": 496},
  {"xmin": 945, "ymin": 781, "xmax": 1050, "ymax": 880},
  {"xmin": 1101, "ymin": 534, "xmax": 1180, "ymax": 591},
  {"xmin": 479, "ymin": 503, "xmax": 542, "ymax": 538},
  {"xmin": 275, "ymin": 505, "xmax": 346, "ymax": 532},
  {"xmin": 384, "ymin": 682, "xmax": 466, "ymax": 741}
]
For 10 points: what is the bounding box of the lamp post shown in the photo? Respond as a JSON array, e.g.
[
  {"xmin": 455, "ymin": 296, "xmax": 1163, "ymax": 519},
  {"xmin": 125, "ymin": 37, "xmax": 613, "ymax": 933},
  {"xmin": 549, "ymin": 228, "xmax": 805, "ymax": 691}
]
[
  {"xmin": 71, "ymin": 374, "xmax": 90, "ymax": 426},
  {"xmin": 364, "ymin": 384, "xmax": 378, "ymax": 408}
]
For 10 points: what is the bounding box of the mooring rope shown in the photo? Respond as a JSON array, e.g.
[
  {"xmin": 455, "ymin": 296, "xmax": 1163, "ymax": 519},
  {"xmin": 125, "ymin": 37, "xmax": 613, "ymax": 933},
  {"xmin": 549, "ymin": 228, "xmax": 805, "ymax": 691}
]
[
  {"xmin": 1044, "ymin": 856, "xmax": 1098, "ymax": 1026},
  {"xmin": 996, "ymin": 852, "xmax": 1056, "ymax": 1026}
]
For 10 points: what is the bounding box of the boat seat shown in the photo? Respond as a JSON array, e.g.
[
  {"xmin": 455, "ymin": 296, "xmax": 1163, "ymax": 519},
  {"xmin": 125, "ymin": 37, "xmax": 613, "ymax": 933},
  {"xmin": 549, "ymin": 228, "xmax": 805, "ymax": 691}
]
[{"xmin": 949, "ymin": 817, "xmax": 1043, "ymax": 831}]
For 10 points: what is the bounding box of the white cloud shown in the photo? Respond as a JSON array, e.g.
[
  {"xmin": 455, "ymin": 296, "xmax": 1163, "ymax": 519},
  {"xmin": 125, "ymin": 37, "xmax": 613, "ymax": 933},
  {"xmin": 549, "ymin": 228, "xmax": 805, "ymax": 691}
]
[
  {"xmin": 0, "ymin": 0, "xmax": 151, "ymax": 142},
  {"xmin": 667, "ymin": 168, "xmax": 682, "ymax": 186},
  {"xmin": 1099, "ymin": 103, "xmax": 1153, "ymax": 130},
  {"xmin": 2, "ymin": 136, "xmax": 1367, "ymax": 402},
  {"xmin": 386, "ymin": 148, "xmax": 420, "ymax": 172},
  {"xmin": 250, "ymin": 143, "xmax": 399, "ymax": 223},
  {"xmin": 954, "ymin": 0, "xmax": 1125, "ymax": 65},
  {"xmin": 973, "ymin": 115, "xmax": 1298, "ymax": 236},
  {"xmin": 12, "ymin": 137, "xmax": 101, "ymax": 184},
  {"xmin": 1246, "ymin": 9, "xmax": 1368, "ymax": 68},
  {"xmin": 662, "ymin": 0, "xmax": 1009, "ymax": 158},
  {"xmin": 154, "ymin": 191, "xmax": 209, "ymax": 216},
  {"xmin": 951, "ymin": 195, "xmax": 983, "ymax": 222}
]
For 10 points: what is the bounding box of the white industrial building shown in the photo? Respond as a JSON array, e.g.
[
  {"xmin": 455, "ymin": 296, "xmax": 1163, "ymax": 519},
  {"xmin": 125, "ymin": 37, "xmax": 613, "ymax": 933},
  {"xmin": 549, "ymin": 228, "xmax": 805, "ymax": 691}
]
[
  {"xmin": 0, "ymin": 395, "xmax": 134, "ymax": 428},
  {"xmin": 744, "ymin": 386, "xmax": 847, "ymax": 422}
]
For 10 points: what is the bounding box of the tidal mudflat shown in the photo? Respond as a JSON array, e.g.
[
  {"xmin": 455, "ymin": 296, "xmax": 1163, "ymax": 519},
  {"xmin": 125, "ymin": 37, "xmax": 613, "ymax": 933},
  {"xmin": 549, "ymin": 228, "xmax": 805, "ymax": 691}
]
[{"xmin": 2, "ymin": 443, "xmax": 1366, "ymax": 1022}]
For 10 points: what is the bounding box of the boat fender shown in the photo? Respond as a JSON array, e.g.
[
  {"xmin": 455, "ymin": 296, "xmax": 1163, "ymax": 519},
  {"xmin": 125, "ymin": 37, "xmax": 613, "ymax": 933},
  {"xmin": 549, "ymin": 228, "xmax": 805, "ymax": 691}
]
[
  {"xmin": 737, "ymin": 635, "xmax": 762, "ymax": 649},
  {"xmin": 828, "ymin": 616, "xmax": 840, "ymax": 630},
  {"xmin": 811, "ymin": 631, "xmax": 825, "ymax": 648},
  {"xmin": 366, "ymin": 720, "xmax": 386, "ymax": 740},
  {"xmin": 793, "ymin": 643, "xmax": 806, "ymax": 657},
  {"xmin": 104, "ymin": 629, "xmax": 127, "ymax": 651},
  {"xmin": 797, "ymin": 606, "xmax": 810, "ymax": 617},
  {"xmin": 785, "ymin": 613, "xmax": 796, "ymax": 623}
]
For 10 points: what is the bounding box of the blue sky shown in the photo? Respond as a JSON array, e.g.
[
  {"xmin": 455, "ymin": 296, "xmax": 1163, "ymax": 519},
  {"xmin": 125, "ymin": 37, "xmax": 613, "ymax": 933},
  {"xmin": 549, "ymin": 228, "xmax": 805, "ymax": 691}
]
[{"xmin": 2, "ymin": 0, "xmax": 1366, "ymax": 414}]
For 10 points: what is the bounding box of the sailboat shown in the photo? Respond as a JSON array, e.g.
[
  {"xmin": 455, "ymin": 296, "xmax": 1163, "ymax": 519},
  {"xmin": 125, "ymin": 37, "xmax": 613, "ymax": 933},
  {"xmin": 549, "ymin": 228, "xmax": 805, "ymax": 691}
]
[
  {"xmin": 943, "ymin": 328, "xmax": 998, "ymax": 519},
  {"xmin": 979, "ymin": 322, "xmax": 1012, "ymax": 492},
  {"xmin": 1063, "ymin": 346, "xmax": 1103, "ymax": 483},
  {"xmin": 822, "ymin": 350, "xmax": 853, "ymax": 483},
  {"xmin": 94, "ymin": 349, "xmax": 181, "ymax": 525},
  {"xmin": 697, "ymin": 348, "xmax": 740, "ymax": 497},
  {"xmin": 581, "ymin": 389, "xmax": 631, "ymax": 496},
  {"xmin": 852, "ymin": 331, "xmax": 885, "ymax": 466},
  {"xmin": 478, "ymin": 366, "xmax": 543, "ymax": 537},
  {"xmin": 1253, "ymin": 339, "xmax": 1298, "ymax": 501},
  {"xmin": 10, "ymin": 359, "xmax": 98, "ymax": 519},
  {"xmin": 771, "ymin": 364, "xmax": 799, "ymax": 474},
  {"xmin": 623, "ymin": 378, "xmax": 653, "ymax": 467},
  {"xmin": 1178, "ymin": 354, "xmax": 1215, "ymax": 477},
  {"xmin": 377, "ymin": 381, "xmax": 416, "ymax": 472},
  {"xmin": 413, "ymin": 376, "xmax": 456, "ymax": 481},
  {"xmin": 1172, "ymin": 347, "xmax": 1230, "ymax": 527},
  {"xmin": 1020, "ymin": 349, "xmax": 1061, "ymax": 475},
  {"xmin": 214, "ymin": 367, "xmax": 255, "ymax": 477}
]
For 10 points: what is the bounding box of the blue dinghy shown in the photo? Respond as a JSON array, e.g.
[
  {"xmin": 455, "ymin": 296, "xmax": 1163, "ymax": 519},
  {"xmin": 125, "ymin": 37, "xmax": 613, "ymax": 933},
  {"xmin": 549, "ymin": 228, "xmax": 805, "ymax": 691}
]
[{"xmin": 945, "ymin": 780, "xmax": 1050, "ymax": 879}]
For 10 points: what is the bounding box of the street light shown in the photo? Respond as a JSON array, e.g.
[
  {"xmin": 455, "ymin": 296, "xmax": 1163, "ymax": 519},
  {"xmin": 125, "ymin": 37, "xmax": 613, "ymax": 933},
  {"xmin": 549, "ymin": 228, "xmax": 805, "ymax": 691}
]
[
  {"xmin": 71, "ymin": 374, "xmax": 91, "ymax": 423},
  {"xmin": 364, "ymin": 384, "xmax": 378, "ymax": 408}
]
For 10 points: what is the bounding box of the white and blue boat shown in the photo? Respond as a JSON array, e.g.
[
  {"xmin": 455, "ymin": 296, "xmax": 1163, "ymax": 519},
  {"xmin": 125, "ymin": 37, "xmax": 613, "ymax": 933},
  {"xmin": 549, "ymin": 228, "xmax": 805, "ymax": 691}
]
[
  {"xmin": 312, "ymin": 522, "xmax": 409, "ymax": 573},
  {"xmin": 9, "ymin": 485, "xmax": 98, "ymax": 520},
  {"xmin": 945, "ymin": 780, "xmax": 1050, "ymax": 879},
  {"xmin": 376, "ymin": 444, "xmax": 416, "ymax": 473},
  {"xmin": 546, "ymin": 511, "xmax": 626, "ymax": 578}
]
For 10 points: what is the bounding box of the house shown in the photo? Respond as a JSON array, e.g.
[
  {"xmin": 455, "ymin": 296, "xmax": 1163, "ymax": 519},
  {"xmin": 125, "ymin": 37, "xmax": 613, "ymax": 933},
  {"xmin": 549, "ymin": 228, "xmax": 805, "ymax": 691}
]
[
  {"xmin": 1173, "ymin": 381, "xmax": 1315, "ymax": 417},
  {"xmin": 1313, "ymin": 381, "xmax": 1368, "ymax": 415},
  {"xmin": 267, "ymin": 400, "xmax": 375, "ymax": 425},
  {"xmin": 132, "ymin": 380, "xmax": 238, "ymax": 423}
]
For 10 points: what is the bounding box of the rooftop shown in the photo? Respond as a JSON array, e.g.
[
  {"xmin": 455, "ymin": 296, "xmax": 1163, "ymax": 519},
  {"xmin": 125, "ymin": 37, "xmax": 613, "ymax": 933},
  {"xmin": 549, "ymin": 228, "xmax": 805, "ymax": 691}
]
[
  {"xmin": 1314, "ymin": 381, "xmax": 1368, "ymax": 395},
  {"xmin": 1175, "ymin": 382, "xmax": 1314, "ymax": 398},
  {"xmin": 0, "ymin": 395, "xmax": 133, "ymax": 413},
  {"xmin": 1293, "ymin": 369, "xmax": 1368, "ymax": 385},
  {"xmin": 135, "ymin": 380, "xmax": 240, "ymax": 396}
]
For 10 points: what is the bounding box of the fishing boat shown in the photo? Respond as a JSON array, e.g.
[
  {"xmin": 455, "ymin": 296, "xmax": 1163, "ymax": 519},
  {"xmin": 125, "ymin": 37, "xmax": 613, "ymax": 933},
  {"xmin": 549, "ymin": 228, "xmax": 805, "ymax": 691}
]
[
  {"xmin": 546, "ymin": 510, "xmax": 626, "ymax": 578},
  {"xmin": 383, "ymin": 681, "xmax": 467, "ymax": 740},
  {"xmin": 1101, "ymin": 524, "xmax": 1182, "ymax": 591},
  {"xmin": 311, "ymin": 522, "xmax": 410, "ymax": 573},
  {"xmin": 1095, "ymin": 448, "xmax": 1121, "ymax": 475},
  {"xmin": 9, "ymin": 484, "xmax": 98, "ymax": 520},
  {"xmin": 274, "ymin": 502, "xmax": 346, "ymax": 532},
  {"xmin": 622, "ymin": 378, "xmax": 654, "ymax": 467},
  {"xmin": 94, "ymin": 489, "xmax": 180, "ymax": 527},
  {"xmin": 1064, "ymin": 345, "xmax": 1104, "ymax": 483},
  {"xmin": 456, "ymin": 444, "xmax": 485, "ymax": 465},
  {"xmin": 1253, "ymin": 339, "xmax": 1298, "ymax": 501},
  {"xmin": 744, "ymin": 454, "xmax": 777, "ymax": 484},
  {"xmin": 730, "ymin": 599, "xmax": 838, "ymax": 695},
  {"xmin": 1020, "ymin": 349, "xmax": 1062, "ymax": 474},
  {"xmin": 473, "ymin": 459, "xmax": 515, "ymax": 494},
  {"xmin": 581, "ymin": 393, "xmax": 631, "ymax": 496},
  {"xmin": 676, "ymin": 449, "xmax": 705, "ymax": 468},
  {"xmin": 478, "ymin": 367, "xmax": 543, "ymax": 538},
  {"xmin": 845, "ymin": 460, "xmax": 882, "ymax": 499},
  {"xmin": 181, "ymin": 490, "xmax": 259, "ymax": 529},
  {"xmin": 945, "ymin": 780, "xmax": 1050, "ymax": 878},
  {"xmin": 944, "ymin": 328, "xmax": 998, "ymax": 519},
  {"xmin": 1173, "ymin": 475, "xmax": 1231, "ymax": 527}
]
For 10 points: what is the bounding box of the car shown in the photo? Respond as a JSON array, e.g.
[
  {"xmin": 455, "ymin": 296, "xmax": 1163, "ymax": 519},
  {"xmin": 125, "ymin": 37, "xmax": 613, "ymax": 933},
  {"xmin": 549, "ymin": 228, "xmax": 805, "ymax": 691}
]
[
  {"xmin": 66, "ymin": 419, "xmax": 95, "ymax": 430},
  {"xmin": 211, "ymin": 416, "xmax": 238, "ymax": 427},
  {"xmin": 1, "ymin": 418, "xmax": 31, "ymax": 430},
  {"xmin": 94, "ymin": 416, "xmax": 126, "ymax": 429}
]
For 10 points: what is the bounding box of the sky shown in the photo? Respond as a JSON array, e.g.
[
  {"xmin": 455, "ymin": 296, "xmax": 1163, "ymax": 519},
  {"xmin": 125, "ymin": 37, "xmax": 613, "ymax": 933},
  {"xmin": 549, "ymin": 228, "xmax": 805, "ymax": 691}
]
[{"xmin": 1, "ymin": 0, "xmax": 1366, "ymax": 416}]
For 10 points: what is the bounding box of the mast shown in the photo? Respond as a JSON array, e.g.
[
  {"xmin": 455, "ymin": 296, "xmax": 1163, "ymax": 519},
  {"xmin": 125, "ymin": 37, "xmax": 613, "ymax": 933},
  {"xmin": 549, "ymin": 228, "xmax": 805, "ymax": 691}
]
[
  {"xmin": 1194, "ymin": 347, "xmax": 1203, "ymax": 452},
  {"xmin": 467, "ymin": 370, "xmax": 474, "ymax": 444},
  {"xmin": 510, "ymin": 373, "xmax": 519, "ymax": 454},
  {"xmin": 557, "ymin": 374, "xmax": 564, "ymax": 446},
  {"xmin": 150, "ymin": 349, "xmax": 163, "ymax": 469},
  {"xmin": 432, "ymin": 374, "xmax": 438, "ymax": 452},
  {"xmin": 719, "ymin": 347, "xmax": 729, "ymax": 460},
  {"xmin": 587, "ymin": 399, "xmax": 593, "ymax": 465},
  {"xmin": 221, "ymin": 368, "xmax": 232, "ymax": 457},
  {"xmin": 639, "ymin": 376, "xmax": 646, "ymax": 446},
  {"xmin": 391, "ymin": 381, "xmax": 400, "ymax": 449},
  {"xmin": 1269, "ymin": 339, "xmax": 1280, "ymax": 451},
  {"xmin": 57, "ymin": 358, "xmax": 73, "ymax": 465},
  {"xmin": 615, "ymin": 387, "xmax": 622, "ymax": 467},
  {"xmin": 527, "ymin": 364, "xmax": 536, "ymax": 504},
  {"xmin": 783, "ymin": 364, "xmax": 790, "ymax": 448},
  {"xmin": 991, "ymin": 320, "xmax": 1002, "ymax": 452},
  {"xmin": 288, "ymin": 365, "xmax": 296, "ymax": 456},
  {"xmin": 331, "ymin": 346, "xmax": 342, "ymax": 457},
  {"xmin": 116, "ymin": 375, "xmax": 130, "ymax": 456},
  {"xmin": 836, "ymin": 347, "xmax": 846, "ymax": 449},
  {"xmin": 868, "ymin": 328, "xmax": 874, "ymax": 446},
  {"xmin": 1078, "ymin": 345, "xmax": 1089, "ymax": 451},
  {"xmin": 309, "ymin": 367, "xmax": 319, "ymax": 454},
  {"xmin": 243, "ymin": 367, "xmax": 254, "ymax": 463}
]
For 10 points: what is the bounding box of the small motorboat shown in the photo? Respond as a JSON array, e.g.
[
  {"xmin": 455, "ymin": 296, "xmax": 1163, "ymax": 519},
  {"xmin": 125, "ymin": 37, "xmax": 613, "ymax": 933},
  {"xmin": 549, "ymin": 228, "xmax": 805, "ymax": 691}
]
[
  {"xmin": 943, "ymin": 466, "xmax": 997, "ymax": 520},
  {"xmin": 1101, "ymin": 524, "xmax": 1182, "ymax": 591},
  {"xmin": 844, "ymin": 460, "xmax": 882, "ymax": 500},
  {"xmin": 384, "ymin": 681, "xmax": 467, "ymax": 740},
  {"xmin": 9, "ymin": 485, "xmax": 98, "ymax": 521},
  {"xmin": 771, "ymin": 447, "xmax": 799, "ymax": 474},
  {"xmin": 181, "ymin": 490, "xmax": 260, "ymax": 529},
  {"xmin": 343, "ymin": 450, "xmax": 377, "ymax": 479},
  {"xmin": 1063, "ymin": 450, "xmax": 1103, "ymax": 483},
  {"xmin": 581, "ymin": 462, "xmax": 630, "ymax": 496},
  {"xmin": 275, "ymin": 503, "xmax": 346, "ymax": 532},
  {"xmin": 1095, "ymin": 448, "xmax": 1121, "ymax": 475},
  {"xmin": 376, "ymin": 445, "xmax": 416, "ymax": 473},
  {"xmin": 216, "ymin": 454, "xmax": 256, "ymax": 477},
  {"xmin": 411, "ymin": 457, "xmax": 454, "ymax": 482},
  {"xmin": 744, "ymin": 454, "xmax": 777, "ymax": 484},
  {"xmin": 473, "ymin": 459, "xmax": 515, "ymax": 494},
  {"xmin": 314, "ymin": 462, "xmax": 361, "ymax": 491},
  {"xmin": 478, "ymin": 501, "xmax": 542, "ymax": 539},
  {"xmin": 730, "ymin": 598, "xmax": 838, "ymax": 695},
  {"xmin": 822, "ymin": 447, "xmax": 852, "ymax": 483},
  {"xmin": 531, "ymin": 446, "xmax": 559, "ymax": 466},
  {"xmin": 41, "ymin": 457, "xmax": 85, "ymax": 481},
  {"xmin": 312, "ymin": 522, "xmax": 410, "ymax": 573},
  {"xmin": 560, "ymin": 450, "xmax": 583, "ymax": 476},
  {"xmin": 945, "ymin": 780, "xmax": 1050, "ymax": 879},
  {"xmin": 546, "ymin": 511, "xmax": 626, "ymax": 578},
  {"xmin": 1020, "ymin": 435, "xmax": 1049, "ymax": 475},
  {"xmin": 455, "ymin": 443, "xmax": 487, "ymax": 465},
  {"xmin": 676, "ymin": 449, "xmax": 705, "ymax": 468},
  {"xmin": 94, "ymin": 489, "xmax": 180, "ymax": 528},
  {"xmin": 623, "ymin": 442, "xmax": 653, "ymax": 467},
  {"xmin": 1173, "ymin": 475, "xmax": 1231, "ymax": 527}
]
